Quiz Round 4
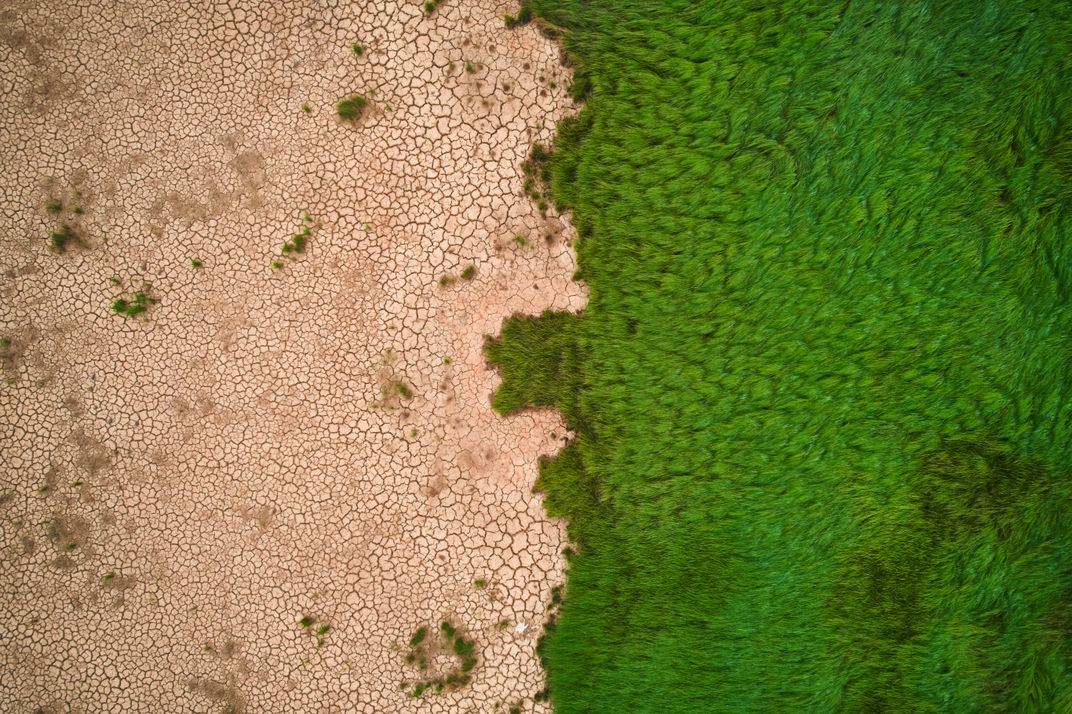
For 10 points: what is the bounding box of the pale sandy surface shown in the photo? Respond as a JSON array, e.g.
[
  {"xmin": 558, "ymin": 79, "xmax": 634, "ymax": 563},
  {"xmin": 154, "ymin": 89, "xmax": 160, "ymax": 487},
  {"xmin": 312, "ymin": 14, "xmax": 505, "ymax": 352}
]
[{"xmin": 0, "ymin": 0, "xmax": 585, "ymax": 711}]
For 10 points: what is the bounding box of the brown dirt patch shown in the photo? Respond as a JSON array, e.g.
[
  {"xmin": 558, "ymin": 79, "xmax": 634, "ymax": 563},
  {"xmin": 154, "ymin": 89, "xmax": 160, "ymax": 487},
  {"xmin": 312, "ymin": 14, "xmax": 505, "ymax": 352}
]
[{"xmin": 0, "ymin": 0, "xmax": 585, "ymax": 710}]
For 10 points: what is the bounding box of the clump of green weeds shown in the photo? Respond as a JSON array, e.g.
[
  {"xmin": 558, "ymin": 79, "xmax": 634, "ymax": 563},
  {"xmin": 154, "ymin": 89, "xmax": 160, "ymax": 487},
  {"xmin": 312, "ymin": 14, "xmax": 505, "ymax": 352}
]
[
  {"xmin": 43, "ymin": 193, "xmax": 88, "ymax": 253},
  {"xmin": 298, "ymin": 615, "xmax": 332, "ymax": 647},
  {"xmin": 439, "ymin": 263, "xmax": 476, "ymax": 286},
  {"xmin": 521, "ymin": 143, "xmax": 553, "ymax": 215},
  {"xmin": 48, "ymin": 224, "xmax": 83, "ymax": 253},
  {"xmin": 504, "ymin": 5, "xmax": 532, "ymax": 27},
  {"xmin": 111, "ymin": 292, "xmax": 154, "ymax": 318},
  {"xmin": 273, "ymin": 213, "xmax": 316, "ymax": 268},
  {"xmin": 109, "ymin": 276, "xmax": 157, "ymax": 317},
  {"xmin": 401, "ymin": 620, "xmax": 478, "ymax": 697},
  {"xmin": 337, "ymin": 94, "xmax": 369, "ymax": 121}
]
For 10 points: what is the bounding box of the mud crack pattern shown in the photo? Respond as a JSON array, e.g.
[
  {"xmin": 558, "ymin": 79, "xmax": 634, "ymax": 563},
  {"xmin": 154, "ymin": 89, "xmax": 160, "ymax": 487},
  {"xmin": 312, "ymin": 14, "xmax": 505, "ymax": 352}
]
[{"xmin": 0, "ymin": 0, "xmax": 585, "ymax": 711}]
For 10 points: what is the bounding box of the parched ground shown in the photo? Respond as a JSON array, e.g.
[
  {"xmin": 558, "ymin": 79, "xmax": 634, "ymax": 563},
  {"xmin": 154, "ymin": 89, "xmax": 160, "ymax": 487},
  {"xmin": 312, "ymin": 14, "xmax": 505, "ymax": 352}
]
[{"xmin": 0, "ymin": 0, "xmax": 585, "ymax": 711}]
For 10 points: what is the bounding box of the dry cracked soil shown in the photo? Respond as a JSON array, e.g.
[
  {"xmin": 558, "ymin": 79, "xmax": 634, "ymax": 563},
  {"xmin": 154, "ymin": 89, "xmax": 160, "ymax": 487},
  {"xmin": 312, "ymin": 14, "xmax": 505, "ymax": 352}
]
[{"xmin": 0, "ymin": 0, "xmax": 586, "ymax": 711}]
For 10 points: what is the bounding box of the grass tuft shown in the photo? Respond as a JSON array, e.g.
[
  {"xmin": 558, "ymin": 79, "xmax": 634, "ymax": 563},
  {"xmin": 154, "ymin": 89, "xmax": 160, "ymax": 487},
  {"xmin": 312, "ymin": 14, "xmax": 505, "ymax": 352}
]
[
  {"xmin": 336, "ymin": 94, "xmax": 368, "ymax": 121},
  {"xmin": 48, "ymin": 224, "xmax": 82, "ymax": 253},
  {"xmin": 111, "ymin": 290, "xmax": 156, "ymax": 318},
  {"xmin": 505, "ymin": 6, "xmax": 532, "ymax": 28}
]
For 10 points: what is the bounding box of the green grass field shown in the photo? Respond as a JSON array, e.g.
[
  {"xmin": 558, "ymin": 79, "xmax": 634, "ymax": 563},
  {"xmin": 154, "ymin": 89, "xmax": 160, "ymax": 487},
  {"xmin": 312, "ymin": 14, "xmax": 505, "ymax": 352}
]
[{"xmin": 487, "ymin": 1, "xmax": 1072, "ymax": 711}]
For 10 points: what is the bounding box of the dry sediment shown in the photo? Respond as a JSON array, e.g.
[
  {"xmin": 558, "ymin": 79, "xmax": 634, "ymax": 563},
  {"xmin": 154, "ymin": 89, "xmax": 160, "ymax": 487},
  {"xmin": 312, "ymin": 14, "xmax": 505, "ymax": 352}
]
[{"xmin": 0, "ymin": 0, "xmax": 585, "ymax": 711}]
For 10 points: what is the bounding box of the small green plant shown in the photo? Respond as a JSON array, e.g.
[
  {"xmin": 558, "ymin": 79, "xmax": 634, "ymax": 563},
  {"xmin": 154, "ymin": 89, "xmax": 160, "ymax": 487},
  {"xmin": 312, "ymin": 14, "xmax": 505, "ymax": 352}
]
[
  {"xmin": 465, "ymin": 61, "xmax": 475, "ymax": 74},
  {"xmin": 299, "ymin": 615, "xmax": 331, "ymax": 646},
  {"xmin": 301, "ymin": 103, "xmax": 311, "ymax": 113},
  {"xmin": 44, "ymin": 193, "xmax": 89, "ymax": 252},
  {"xmin": 473, "ymin": 579, "xmax": 486, "ymax": 589},
  {"xmin": 521, "ymin": 142, "xmax": 554, "ymax": 213},
  {"xmin": 461, "ymin": 264, "xmax": 477, "ymax": 280},
  {"xmin": 402, "ymin": 620, "xmax": 478, "ymax": 697},
  {"xmin": 48, "ymin": 224, "xmax": 82, "ymax": 253},
  {"xmin": 274, "ymin": 216, "xmax": 316, "ymax": 267},
  {"xmin": 111, "ymin": 290, "xmax": 157, "ymax": 318},
  {"xmin": 337, "ymin": 94, "xmax": 369, "ymax": 121},
  {"xmin": 504, "ymin": 6, "xmax": 532, "ymax": 27},
  {"xmin": 439, "ymin": 274, "xmax": 456, "ymax": 287},
  {"xmin": 281, "ymin": 228, "xmax": 310, "ymax": 254},
  {"xmin": 191, "ymin": 258, "xmax": 203, "ymax": 269},
  {"xmin": 423, "ymin": 0, "xmax": 441, "ymax": 15},
  {"xmin": 395, "ymin": 382, "xmax": 414, "ymax": 399},
  {"xmin": 351, "ymin": 43, "xmax": 363, "ymax": 56},
  {"xmin": 512, "ymin": 234, "xmax": 529, "ymax": 247},
  {"xmin": 102, "ymin": 572, "xmax": 115, "ymax": 582}
]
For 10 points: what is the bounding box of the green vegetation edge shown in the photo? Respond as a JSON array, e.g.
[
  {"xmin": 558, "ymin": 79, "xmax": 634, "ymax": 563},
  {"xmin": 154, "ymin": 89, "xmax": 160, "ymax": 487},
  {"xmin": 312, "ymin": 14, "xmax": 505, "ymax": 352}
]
[{"xmin": 487, "ymin": 1, "xmax": 1072, "ymax": 711}]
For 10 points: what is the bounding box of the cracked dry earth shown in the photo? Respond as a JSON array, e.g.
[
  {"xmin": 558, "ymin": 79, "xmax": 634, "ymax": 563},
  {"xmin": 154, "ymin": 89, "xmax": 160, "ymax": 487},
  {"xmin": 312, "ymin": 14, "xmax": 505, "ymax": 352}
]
[{"xmin": 0, "ymin": 0, "xmax": 586, "ymax": 711}]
